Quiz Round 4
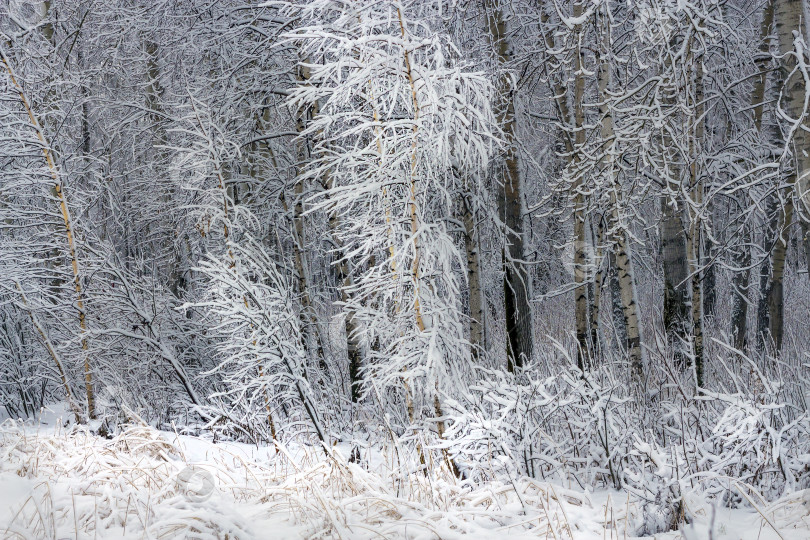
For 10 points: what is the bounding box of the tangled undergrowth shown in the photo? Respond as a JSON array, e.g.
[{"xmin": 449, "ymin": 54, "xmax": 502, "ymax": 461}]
[{"xmin": 2, "ymin": 401, "xmax": 810, "ymax": 539}]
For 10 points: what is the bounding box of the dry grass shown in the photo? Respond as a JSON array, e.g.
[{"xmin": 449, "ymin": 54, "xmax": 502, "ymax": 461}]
[
  {"xmin": 0, "ymin": 417, "xmax": 601, "ymax": 539},
  {"xmin": 2, "ymin": 417, "xmax": 809, "ymax": 539}
]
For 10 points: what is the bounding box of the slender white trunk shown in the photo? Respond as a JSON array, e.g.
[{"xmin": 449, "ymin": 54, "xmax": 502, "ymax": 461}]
[
  {"xmin": 687, "ymin": 41, "xmax": 705, "ymax": 386},
  {"xmin": 1, "ymin": 48, "xmax": 95, "ymax": 418},
  {"xmin": 462, "ymin": 190, "xmax": 486, "ymax": 361},
  {"xmin": 772, "ymin": 0, "xmax": 810, "ymax": 352},
  {"xmin": 597, "ymin": 4, "xmax": 644, "ymax": 378}
]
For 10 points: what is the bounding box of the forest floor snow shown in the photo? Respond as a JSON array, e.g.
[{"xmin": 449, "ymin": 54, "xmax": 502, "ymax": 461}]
[{"xmin": 1, "ymin": 405, "xmax": 809, "ymax": 539}]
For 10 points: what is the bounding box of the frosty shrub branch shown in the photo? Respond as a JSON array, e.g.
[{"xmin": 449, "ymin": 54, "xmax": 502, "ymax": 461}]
[{"xmin": 2, "ymin": 0, "xmax": 810, "ymax": 537}]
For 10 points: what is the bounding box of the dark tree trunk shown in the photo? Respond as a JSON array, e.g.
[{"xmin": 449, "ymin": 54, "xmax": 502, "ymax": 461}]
[
  {"xmin": 661, "ymin": 198, "xmax": 691, "ymax": 365},
  {"xmin": 486, "ymin": 0, "xmax": 534, "ymax": 371}
]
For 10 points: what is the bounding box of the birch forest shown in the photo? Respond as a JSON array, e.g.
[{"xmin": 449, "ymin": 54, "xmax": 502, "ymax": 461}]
[{"xmin": 2, "ymin": 0, "xmax": 810, "ymax": 538}]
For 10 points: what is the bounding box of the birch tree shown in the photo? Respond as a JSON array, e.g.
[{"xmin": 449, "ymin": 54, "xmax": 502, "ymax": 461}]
[
  {"xmin": 770, "ymin": 0, "xmax": 810, "ymax": 352},
  {"xmin": 286, "ymin": 0, "xmax": 497, "ymax": 470}
]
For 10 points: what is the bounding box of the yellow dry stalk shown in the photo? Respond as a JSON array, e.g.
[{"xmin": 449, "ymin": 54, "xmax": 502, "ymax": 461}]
[
  {"xmin": 348, "ymin": 8, "xmax": 398, "ymax": 282},
  {"xmin": 397, "ymin": 7, "xmax": 426, "ymax": 334},
  {"xmin": 362, "ymin": 36, "xmax": 434, "ymax": 466},
  {"xmin": 1, "ymin": 47, "xmax": 95, "ymax": 419},
  {"xmin": 396, "ymin": 8, "xmax": 461, "ymax": 478},
  {"xmin": 366, "ymin": 81, "xmax": 428, "ymax": 461}
]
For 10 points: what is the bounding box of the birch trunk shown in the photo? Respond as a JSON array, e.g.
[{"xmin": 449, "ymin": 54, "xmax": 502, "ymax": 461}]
[
  {"xmin": 1, "ymin": 48, "xmax": 96, "ymax": 418},
  {"xmin": 462, "ymin": 190, "xmax": 486, "ymax": 362},
  {"xmin": 598, "ymin": 4, "xmax": 644, "ymax": 378},
  {"xmin": 688, "ymin": 217, "xmax": 704, "ymax": 385},
  {"xmin": 337, "ymin": 246, "xmax": 363, "ymax": 403},
  {"xmin": 702, "ymin": 238, "xmax": 716, "ymax": 318},
  {"xmin": 145, "ymin": 41, "xmax": 186, "ymax": 296},
  {"xmin": 542, "ymin": 2, "xmax": 589, "ymax": 370},
  {"xmin": 246, "ymin": 107, "xmax": 283, "ymax": 437},
  {"xmin": 767, "ymin": 202, "xmax": 792, "ymax": 351},
  {"xmin": 301, "ymin": 69, "xmax": 363, "ymax": 401},
  {"xmin": 772, "ymin": 0, "xmax": 810, "ymax": 352},
  {"xmin": 802, "ymin": 221, "xmax": 810, "ymax": 277},
  {"xmin": 614, "ymin": 216, "xmax": 643, "ymax": 378},
  {"xmin": 775, "ymin": 0, "xmax": 810, "ymax": 225},
  {"xmin": 687, "ymin": 49, "xmax": 705, "ymax": 386},
  {"xmin": 572, "ymin": 2, "xmax": 590, "ymax": 371},
  {"xmin": 397, "ymin": 9, "xmax": 460, "ymax": 477}
]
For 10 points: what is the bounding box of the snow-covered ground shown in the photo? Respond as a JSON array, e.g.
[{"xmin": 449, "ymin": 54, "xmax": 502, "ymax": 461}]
[{"xmin": 0, "ymin": 405, "xmax": 808, "ymax": 539}]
